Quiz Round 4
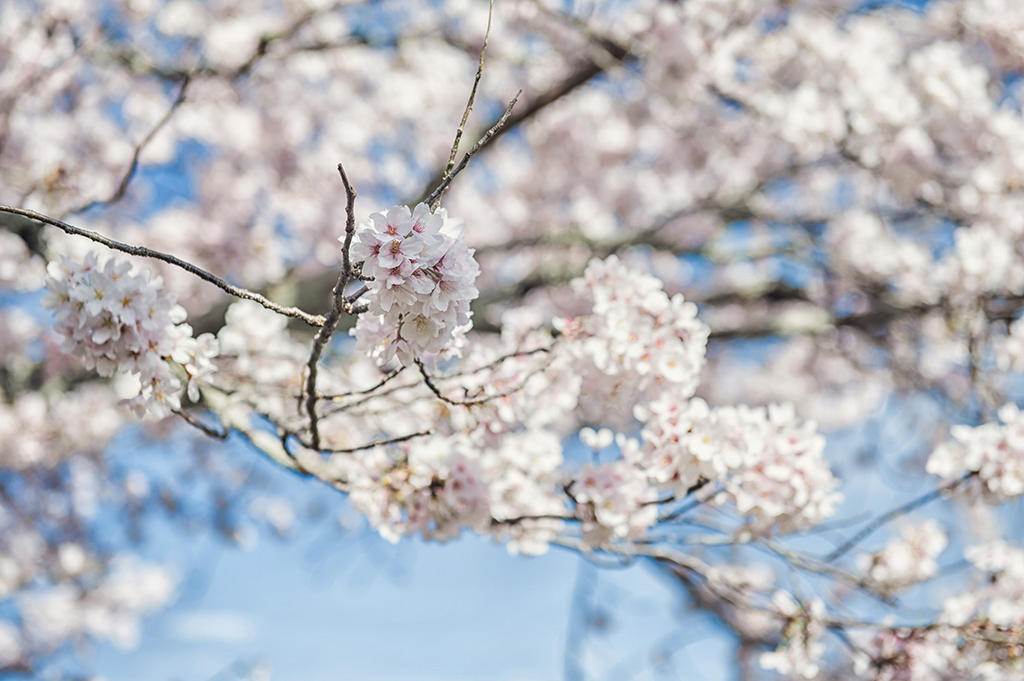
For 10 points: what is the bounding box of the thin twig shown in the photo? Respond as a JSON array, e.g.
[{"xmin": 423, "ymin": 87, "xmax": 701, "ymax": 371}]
[
  {"xmin": 433, "ymin": 0, "xmax": 495, "ymax": 210},
  {"xmin": 414, "ymin": 354, "xmax": 551, "ymax": 407},
  {"xmin": 346, "ymin": 283, "xmax": 369, "ymax": 304},
  {"xmin": 0, "ymin": 205, "xmax": 326, "ymax": 326},
  {"xmin": 758, "ymin": 540, "xmax": 897, "ymax": 607},
  {"xmin": 303, "ymin": 163, "xmax": 358, "ymax": 450},
  {"xmin": 173, "ymin": 408, "xmax": 229, "ymax": 439},
  {"xmin": 823, "ymin": 471, "xmax": 976, "ymax": 563},
  {"xmin": 423, "ymin": 91, "xmax": 521, "ymax": 208},
  {"xmin": 321, "ymin": 367, "xmax": 405, "ymax": 401},
  {"xmin": 278, "ymin": 420, "xmax": 431, "ymax": 455},
  {"xmin": 491, "ymin": 513, "xmax": 574, "ymax": 526},
  {"xmin": 657, "ymin": 480, "xmax": 714, "ymax": 522},
  {"xmin": 438, "ymin": 345, "xmax": 552, "ymax": 379},
  {"xmin": 413, "ymin": 37, "xmax": 634, "ymax": 206},
  {"xmin": 320, "ymin": 429, "xmax": 432, "ymax": 454},
  {"xmin": 319, "ymin": 377, "xmax": 422, "ymax": 416},
  {"xmin": 336, "ymin": 163, "xmax": 359, "ymax": 286}
]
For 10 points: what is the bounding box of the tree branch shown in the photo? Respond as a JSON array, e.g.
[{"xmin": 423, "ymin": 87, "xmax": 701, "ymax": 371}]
[
  {"xmin": 0, "ymin": 205, "xmax": 326, "ymax": 327},
  {"xmin": 303, "ymin": 163, "xmax": 358, "ymax": 450}
]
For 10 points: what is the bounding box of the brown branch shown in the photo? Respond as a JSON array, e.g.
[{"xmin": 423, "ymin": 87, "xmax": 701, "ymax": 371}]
[
  {"xmin": 434, "ymin": 0, "xmax": 495, "ymax": 210},
  {"xmin": 414, "ymin": 353, "xmax": 552, "ymax": 407},
  {"xmin": 319, "ymin": 367, "xmax": 405, "ymax": 401},
  {"xmin": 173, "ymin": 408, "xmax": 229, "ymax": 439},
  {"xmin": 416, "ymin": 34, "xmax": 634, "ymax": 206},
  {"xmin": 423, "ymin": 91, "xmax": 521, "ymax": 208},
  {"xmin": 491, "ymin": 513, "xmax": 573, "ymax": 526},
  {"xmin": 0, "ymin": 205, "xmax": 326, "ymax": 327},
  {"xmin": 303, "ymin": 163, "xmax": 358, "ymax": 450},
  {"xmin": 319, "ymin": 429, "xmax": 432, "ymax": 454}
]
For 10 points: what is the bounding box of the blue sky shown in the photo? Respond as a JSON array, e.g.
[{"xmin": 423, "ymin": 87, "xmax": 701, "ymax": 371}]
[{"xmin": 84, "ymin": 430, "xmax": 734, "ymax": 681}]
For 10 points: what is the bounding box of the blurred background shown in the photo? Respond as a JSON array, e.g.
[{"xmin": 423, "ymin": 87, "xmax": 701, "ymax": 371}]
[{"xmin": 3, "ymin": 0, "xmax": 1024, "ymax": 679}]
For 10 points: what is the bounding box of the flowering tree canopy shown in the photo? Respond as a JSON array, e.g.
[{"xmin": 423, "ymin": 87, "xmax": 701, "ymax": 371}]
[{"xmin": 2, "ymin": 0, "xmax": 1024, "ymax": 677}]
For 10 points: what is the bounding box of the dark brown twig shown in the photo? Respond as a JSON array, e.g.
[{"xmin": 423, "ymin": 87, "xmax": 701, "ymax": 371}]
[
  {"xmin": 433, "ymin": 0, "xmax": 495, "ymax": 210},
  {"xmin": 320, "ymin": 367, "xmax": 405, "ymax": 401},
  {"xmin": 422, "ymin": 91, "xmax": 521, "ymax": 208},
  {"xmin": 303, "ymin": 163, "xmax": 358, "ymax": 449},
  {"xmin": 173, "ymin": 408, "xmax": 229, "ymax": 439},
  {"xmin": 414, "ymin": 354, "xmax": 551, "ymax": 407},
  {"xmin": 0, "ymin": 205, "xmax": 325, "ymax": 327},
  {"xmin": 319, "ymin": 429, "xmax": 432, "ymax": 454},
  {"xmin": 414, "ymin": 38, "xmax": 634, "ymax": 206}
]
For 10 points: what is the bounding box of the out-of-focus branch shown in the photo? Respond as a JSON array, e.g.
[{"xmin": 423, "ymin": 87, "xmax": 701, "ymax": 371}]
[
  {"xmin": 62, "ymin": 75, "xmax": 192, "ymax": 218},
  {"xmin": 416, "ymin": 37, "xmax": 635, "ymax": 205},
  {"xmin": 823, "ymin": 472, "xmax": 977, "ymax": 563}
]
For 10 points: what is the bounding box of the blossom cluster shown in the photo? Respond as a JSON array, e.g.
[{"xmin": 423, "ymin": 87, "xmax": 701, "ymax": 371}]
[
  {"xmin": 760, "ymin": 593, "xmax": 827, "ymax": 679},
  {"xmin": 627, "ymin": 398, "xmax": 841, "ymax": 532},
  {"xmin": 212, "ymin": 299, "xmax": 316, "ymax": 420},
  {"xmin": 560, "ymin": 255, "xmax": 708, "ymax": 394},
  {"xmin": 19, "ymin": 558, "xmax": 175, "ymax": 652},
  {"xmin": 995, "ymin": 317, "xmax": 1024, "ymax": 373},
  {"xmin": 0, "ymin": 387, "xmax": 123, "ymax": 470},
  {"xmin": 857, "ymin": 541, "xmax": 1024, "ymax": 681},
  {"xmin": 42, "ymin": 253, "xmax": 218, "ymax": 417},
  {"xmin": 350, "ymin": 204, "xmax": 479, "ymax": 367},
  {"xmin": 568, "ymin": 460, "xmax": 659, "ymax": 546},
  {"xmin": 858, "ymin": 521, "xmax": 948, "ymax": 592},
  {"xmin": 344, "ymin": 429, "xmax": 565, "ymax": 553},
  {"xmin": 334, "ymin": 256, "xmax": 842, "ymax": 550},
  {"xmin": 12, "ymin": 0, "xmax": 1024, "ymax": 675},
  {"xmin": 927, "ymin": 403, "xmax": 1024, "ymax": 500}
]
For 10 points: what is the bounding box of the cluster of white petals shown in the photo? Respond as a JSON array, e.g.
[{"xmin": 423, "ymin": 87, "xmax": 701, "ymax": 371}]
[
  {"xmin": 927, "ymin": 403, "xmax": 1024, "ymax": 500},
  {"xmin": 351, "ymin": 204, "xmax": 479, "ymax": 366},
  {"xmin": 858, "ymin": 541, "xmax": 1024, "ymax": 681},
  {"xmin": 569, "ymin": 460, "xmax": 658, "ymax": 545},
  {"xmin": 858, "ymin": 521, "xmax": 948, "ymax": 592},
  {"xmin": 345, "ymin": 430, "xmax": 565, "ymax": 553},
  {"xmin": 995, "ymin": 317, "xmax": 1024, "ymax": 372},
  {"xmin": 0, "ymin": 231, "xmax": 45, "ymax": 292},
  {"xmin": 19, "ymin": 559, "xmax": 175, "ymax": 652},
  {"xmin": 760, "ymin": 593, "xmax": 826, "ymax": 679},
  {"xmin": 856, "ymin": 629, "xmax": 947, "ymax": 681},
  {"xmin": 0, "ymin": 388, "xmax": 123, "ymax": 470},
  {"xmin": 11, "ymin": 0, "xmax": 1024, "ymax": 674},
  {"xmin": 947, "ymin": 541, "xmax": 1024, "ymax": 628},
  {"xmin": 213, "ymin": 300, "xmax": 315, "ymax": 420},
  {"xmin": 556, "ymin": 256, "xmax": 709, "ymax": 426},
  {"xmin": 629, "ymin": 398, "xmax": 841, "ymax": 533},
  {"xmin": 42, "ymin": 253, "xmax": 218, "ymax": 417},
  {"xmin": 825, "ymin": 211, "xmax": 935, "ymax": 303}
]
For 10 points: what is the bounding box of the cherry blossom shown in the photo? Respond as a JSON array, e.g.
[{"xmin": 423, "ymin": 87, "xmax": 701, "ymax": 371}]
[
  {"xmin": 351, "ymin": 203, "xmax": 479, "ymax": 366},
  {"xmin": 4, "ymin": 0, "xmax": 1024, "ymax": 676},
  {"xmin": 858, "ymin": 521, "xmax": 948, "ymax": 592},
  {"xmin": 928, "ymin": 404, "xmax": 1024, "ymax": 500},
  {"xmin": 760, "ymin": 593, "xmax": 826, "ymax": 679},
  {"xmin": 42, "ymin": 252, "xmax": 218, "ymax": 417}
]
